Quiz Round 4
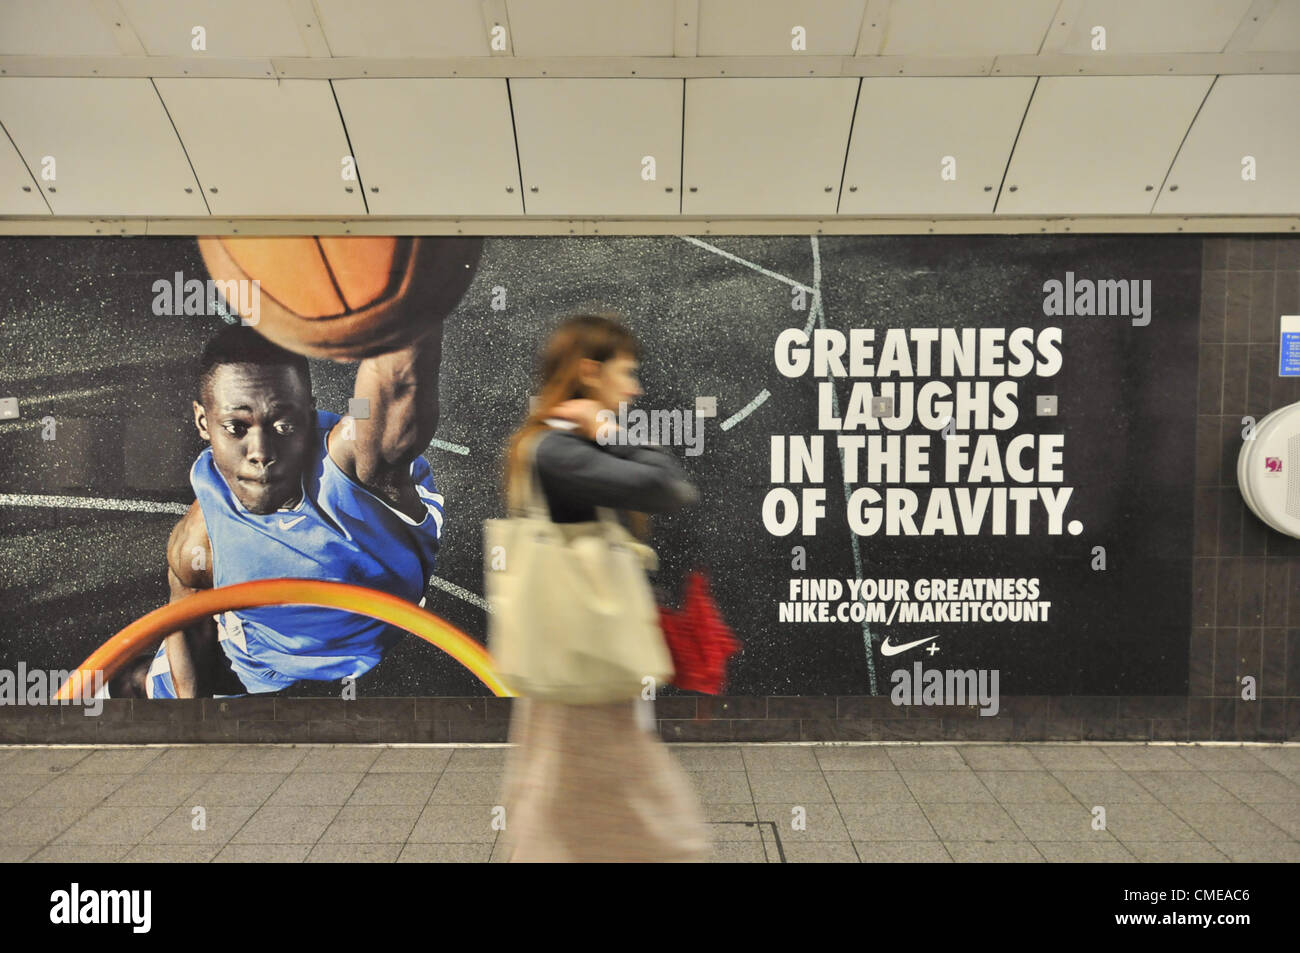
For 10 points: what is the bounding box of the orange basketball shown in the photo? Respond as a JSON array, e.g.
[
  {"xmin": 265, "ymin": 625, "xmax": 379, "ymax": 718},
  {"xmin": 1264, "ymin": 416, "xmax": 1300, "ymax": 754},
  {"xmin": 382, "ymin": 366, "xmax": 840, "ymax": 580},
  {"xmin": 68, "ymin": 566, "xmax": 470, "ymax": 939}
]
[{"xmin": 196, "ymin": 235, "xmax": 483, "ymax": 360}]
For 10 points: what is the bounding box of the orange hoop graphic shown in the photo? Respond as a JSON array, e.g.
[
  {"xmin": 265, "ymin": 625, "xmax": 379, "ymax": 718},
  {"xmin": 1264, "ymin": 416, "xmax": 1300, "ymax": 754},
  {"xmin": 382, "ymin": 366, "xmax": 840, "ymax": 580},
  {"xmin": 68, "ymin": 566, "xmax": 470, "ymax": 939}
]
[{"xmin": 54, "ymin": 578, "xmax": 509, "ymax": 701}]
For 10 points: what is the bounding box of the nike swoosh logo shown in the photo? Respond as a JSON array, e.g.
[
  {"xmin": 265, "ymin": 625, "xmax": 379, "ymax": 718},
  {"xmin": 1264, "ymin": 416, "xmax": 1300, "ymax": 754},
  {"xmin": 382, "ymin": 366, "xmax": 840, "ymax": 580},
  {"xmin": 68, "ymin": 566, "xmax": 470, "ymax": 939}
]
[
  {"xmin": 879, "ymin": 635, "xmax": 939, "ymax": 657},
  {"xmin": 277, "ymin": 516, "xmax": 307, "ymax": 530}
]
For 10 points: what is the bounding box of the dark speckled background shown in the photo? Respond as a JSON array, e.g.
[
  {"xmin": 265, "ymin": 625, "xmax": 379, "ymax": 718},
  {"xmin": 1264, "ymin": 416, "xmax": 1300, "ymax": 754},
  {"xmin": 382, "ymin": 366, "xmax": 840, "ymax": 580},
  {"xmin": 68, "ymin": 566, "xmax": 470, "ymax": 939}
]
[{"xmin": 0, "ymin": 234, "xmax": 1198, "ymax": 697}]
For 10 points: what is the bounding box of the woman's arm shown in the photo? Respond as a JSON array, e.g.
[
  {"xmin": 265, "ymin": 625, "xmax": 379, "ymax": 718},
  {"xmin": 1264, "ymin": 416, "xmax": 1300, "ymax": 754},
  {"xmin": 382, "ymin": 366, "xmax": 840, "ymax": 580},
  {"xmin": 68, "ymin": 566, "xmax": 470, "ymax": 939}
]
[{"xmin": 534, "ymin": 430, "xmax": 698, "ymax": 513}]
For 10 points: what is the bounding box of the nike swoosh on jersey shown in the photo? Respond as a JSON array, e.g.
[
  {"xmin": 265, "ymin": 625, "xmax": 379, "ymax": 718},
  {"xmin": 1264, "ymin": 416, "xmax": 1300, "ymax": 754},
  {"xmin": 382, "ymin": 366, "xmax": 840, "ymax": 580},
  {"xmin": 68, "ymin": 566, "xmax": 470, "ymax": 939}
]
[
  {"xmin": 277, "ymin": 516, "xmax": 307, "ymax": 530},
  {"xmin": 879, "ymin": 635, "xmax": 939, "ymax": 656}
]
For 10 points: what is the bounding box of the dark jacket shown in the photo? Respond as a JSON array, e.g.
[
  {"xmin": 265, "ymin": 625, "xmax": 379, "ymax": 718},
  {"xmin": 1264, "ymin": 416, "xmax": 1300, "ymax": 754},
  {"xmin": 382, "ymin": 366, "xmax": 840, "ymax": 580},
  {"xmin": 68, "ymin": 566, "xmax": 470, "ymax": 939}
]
[{"xmin": 530, "ymin": 421, "xmax": 698, "ymax": 523}]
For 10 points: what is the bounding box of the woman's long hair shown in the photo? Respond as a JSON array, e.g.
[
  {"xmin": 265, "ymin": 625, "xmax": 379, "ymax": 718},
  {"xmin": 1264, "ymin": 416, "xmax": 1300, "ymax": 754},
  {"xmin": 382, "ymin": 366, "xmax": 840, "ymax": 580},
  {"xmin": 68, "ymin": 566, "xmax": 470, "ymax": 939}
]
[{"xmin": 504, "ymin": 311, "xmax": 649, "ymax": 539}]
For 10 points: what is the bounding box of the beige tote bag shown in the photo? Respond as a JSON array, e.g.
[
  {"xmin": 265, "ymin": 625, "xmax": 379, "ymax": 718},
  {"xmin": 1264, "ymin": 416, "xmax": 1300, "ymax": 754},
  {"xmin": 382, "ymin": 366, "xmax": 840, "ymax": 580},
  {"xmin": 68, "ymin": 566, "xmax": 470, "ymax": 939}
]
[{"xmin": 484, "ymin": 429, "xmax": 675, "ymax": 704}]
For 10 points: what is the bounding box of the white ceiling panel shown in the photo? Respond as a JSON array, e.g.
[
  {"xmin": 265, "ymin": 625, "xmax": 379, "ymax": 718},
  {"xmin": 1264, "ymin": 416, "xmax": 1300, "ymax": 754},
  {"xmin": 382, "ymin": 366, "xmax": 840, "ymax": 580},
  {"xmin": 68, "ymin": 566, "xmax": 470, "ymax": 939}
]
[
  {"xmin": 1046, "ymin": 0, "xmax": 1255, "ymax": 53},
  {"xmin": 1243, "ymin": 0, "xmax": 1300, "ymax": 52},
  {"xmin": 0, "ymin": 133, "xmax": 49, "ymax": 215},
  {"xmin": 314, "ymin": 0, "xmax": 491, "ymax": 58},
  {"xmin": 0, "ymin": 0, "xmax": 122, "ymax": 56},
  {"xmin": 508, "ymin": 0, "xmax": 675, "ymax": 56},
  {"xmin": 841, "ymin": 77, "xmax": 1034, "ymax": 215},
  {"xmin": 0, "ymin": 78, "xmax": 206, "ymax": 216},
  {"xmin": 877, "ymin": 0, "xmax": 1058, "ymax": 56},
  {"xmin": 119, "ymin": 0, "xmax": 309, "ymax": 57},
  {"xmin": 683, "ymin": 78, "xmax": 858, "ymax": 216},
  {"xmin": 333, "ymin": 79, "xmax": 521, "ymax": 216},
  {"xmin": 511, "ymin": 79, "xmax": 681, "ymax": 216},
  {"xmin": 997, "ymin": 76, "xmax": 1213, "ymax": 216},
  {"xmin": 1155, "ymin": 75, "xmax": 1300, "ymax": 214},
  {"xmin": 697, "ymin": 0, "xmax": 867, "ymax": 55},
  {"xmin": 154, "ymin": 78, "xmax": 365, "ymax": 216}
]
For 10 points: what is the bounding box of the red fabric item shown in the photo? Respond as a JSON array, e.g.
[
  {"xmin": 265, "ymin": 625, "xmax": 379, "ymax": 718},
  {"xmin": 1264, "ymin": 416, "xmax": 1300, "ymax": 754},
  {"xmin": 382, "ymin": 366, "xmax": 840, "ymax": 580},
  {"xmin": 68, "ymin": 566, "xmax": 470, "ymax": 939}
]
[{"xmin": 657, "ymin": 570, "xmax": 741, "ymax": 695}]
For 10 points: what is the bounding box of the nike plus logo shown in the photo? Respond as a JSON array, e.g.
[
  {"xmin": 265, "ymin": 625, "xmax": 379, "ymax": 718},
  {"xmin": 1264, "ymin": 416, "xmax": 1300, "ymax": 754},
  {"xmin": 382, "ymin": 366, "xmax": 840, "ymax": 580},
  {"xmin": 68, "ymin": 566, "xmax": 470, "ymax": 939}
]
[{"xmin": 879, "ymin": 635, "xmax": 939, "ymax": 656}]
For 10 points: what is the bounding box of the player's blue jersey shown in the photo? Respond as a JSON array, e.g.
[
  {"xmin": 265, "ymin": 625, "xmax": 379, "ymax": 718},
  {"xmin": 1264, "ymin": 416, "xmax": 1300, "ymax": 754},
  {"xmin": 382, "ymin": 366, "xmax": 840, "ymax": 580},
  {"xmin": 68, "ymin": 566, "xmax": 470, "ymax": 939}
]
[{"xmin": 149, "ymin": 410, "xmax": 443, "ymax": 696}]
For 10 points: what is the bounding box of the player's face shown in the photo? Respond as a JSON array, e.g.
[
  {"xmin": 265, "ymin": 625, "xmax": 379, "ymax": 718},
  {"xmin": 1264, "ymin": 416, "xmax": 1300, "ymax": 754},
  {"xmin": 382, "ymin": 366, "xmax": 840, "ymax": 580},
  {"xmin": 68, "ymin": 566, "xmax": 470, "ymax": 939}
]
[
  {"xmin": 194, "ymin": 363, "xmax": 315, "ymax": 515},
  {"xmin": 587, "ymin": 353, "xmax": 642, "ymax": 412}
]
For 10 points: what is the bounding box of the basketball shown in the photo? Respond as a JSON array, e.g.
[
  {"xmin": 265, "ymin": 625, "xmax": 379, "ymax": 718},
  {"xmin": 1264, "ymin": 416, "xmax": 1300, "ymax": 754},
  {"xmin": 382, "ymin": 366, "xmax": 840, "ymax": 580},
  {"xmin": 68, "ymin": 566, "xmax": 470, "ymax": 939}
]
[{"xmin": 196, "ymin": 235, "xmax": 483, "ymax": 360}]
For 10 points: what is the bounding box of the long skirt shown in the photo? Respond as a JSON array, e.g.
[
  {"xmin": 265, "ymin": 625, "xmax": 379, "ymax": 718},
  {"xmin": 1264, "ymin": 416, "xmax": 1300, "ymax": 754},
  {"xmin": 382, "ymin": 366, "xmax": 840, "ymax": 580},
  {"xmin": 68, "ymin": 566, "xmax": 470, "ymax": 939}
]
[{"xmin": 499, "ymin": 697, "xmax": 712, "ymax": 862}]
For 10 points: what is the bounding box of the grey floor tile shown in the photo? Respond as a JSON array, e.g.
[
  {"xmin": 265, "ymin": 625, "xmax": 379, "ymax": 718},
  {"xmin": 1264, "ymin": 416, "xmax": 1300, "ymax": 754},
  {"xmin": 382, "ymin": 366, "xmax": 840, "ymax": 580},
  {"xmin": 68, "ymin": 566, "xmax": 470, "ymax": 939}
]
[
  {"xmin": 976, "ymin": 771, "xmax": 1077, "ymax": 802},
  {"xmin": 3, "ymin": 749, "xmax": 91, "ymax": 773},
  {"xmin": 266, "ymin": 772, "xmax": 363, "ymax": 806},
  {"xmin": 426, "ymin": 771, "xmax": 505, "ymax": 805},
  {"xmin": 886, "ymin": 746, "xmax": 967, "ymax": 771},
  {"xmin": 398, "ymin": 842, "xmax": 494, "ymax": 862},
  {"xmin": 24, "ymin": 773, "xmax": 132, "ymax": 807},
  {"xmin": 708, "ymin": 841, "xmax": 768, "ymax": 862},
  {"xmin": 1052, "ymin": 770, "xmax": 1159, "ymax": 804},
  {"xmin": 672, "ymin": 746, "xmax": 746, "ymax": 771},
  {"xmin": 1124, "ymin": 841, "xmax": 1231, "ymax": 862},
  {"xmin": 708, "ymin": 820, "xmax": 769, "ymax": 842},
  {"xmin": 308, "ymin": 842, "xmax": 405, "ymax": 862},
  {"xmin": 853, "ymin": 841, "xmax": 952, "ymax": 862},
  {"xmin": 213, "ymin": 843, "xmax": 310, "ymax": 862},
  {"xmin": 685, "ymin": 771, "xmax": 752, "ymax": 804},
  {"xmin": 0, "ymin": 773, "xmax": 55, "ymax": 807},
  {"xmin": 1215, "ymin": 841, "xmax": 1300, "ymax": 862},
  {"xmin": 1103, "ymin": 803, "xmax": 1205, "ymax": 842},
  {"xmin": 781, "ymin": 841, "xmax": 860, "ymax": 862},
  {"xmin": 1202, "ymin": 770, "xmax": 1300, "ymax": 803},
  {"xmin": 1030, "ymin": 746, "xmax": 1119, "ymax": 771},
  {"xmin": 958, "ymin": 746, "xmax": 1042, "ymax": 771},
  {"xmin": 0, "ymin": 844, "xmax": 37, "ymax": 861},
  {"xmin": 815, "ymin": 746, "xmax": 896, "ymax": 771},
  {"xmin": 0, "ymin": 805, "xmax": 92, "ymax": 845},
  {"xmin": 1035, "ymin": 841, "xmax": 1138, "ymax": 862},
  {"xmin": 839, "ymin": 801, "xmax": 939, "ymax": 841},
  {"xmin": 1001, "ymin": 803, "xmax": 1106, "ymax": 841},
  {"xmin": 188, "ymin": 772, "xmax": 287, "ymax": 806},
  {"xmin": 921, "ymin": 803, "xmax": 1026, "ymax": 841},
  {"xmin": 102, "ymin": 773, "xmax": 212, "ymax": 807},
  {"xmin": 52, "ymin": 804, "xmax": 173, "ymax": 845},
  {"xmin": 755, "ymin": 801, "xmax": 850, "ymax": 841},
  {"xmin": 444, "ymin": 748, "xmax": 509, "ymax": 772},
  {"xmin": 346, "ymin": 772, "xmax": 439, "ymax": 806},
  {"xmin": 142, "ymin": 748, "xmax": 239, "ymax": 774},
  {"xmin": 702, "ymin": 802, "xmax": 758, "ymax": 823},
  {"xmin": 1173, "ymin": 746, "xmax": 1276, "ymax": 772},
  {"xmin": 223, "ymin": 748, "xmax": 308, "ymax": 773},
  {"xmin": 293, "ymin": 747, "xmax": 383, "ymax": 773},
  {"xmin": 68, "ymin": 748, "xmax": 162, "ymax": 774},
  {"xmin": 408, "ymin": 804, "xmax": 498, "ymax": 843},
  {"xmin": 824, "ymin": 771, "xmax": 915, "ymax": 803},
  {"xmin": 1247, "ymin": 802, "xmax": 1300, "ymax": 838},
  {"xmin": 1163, "ymin": 802, "xmax": 1292, "ymax": 842},
  {"xmin": 28, "ymin": 844, "xmax": 131, "ymax": 862},
  {"xmin": 745, "ymin": 771, "xmax": 834, "ymax": 804},
  {"xmin": 121, "ymin": 844, "xmax": 222, "ymax": 862},
  {"xmin": 741, "ymin": 745, "xmax": 821, "ymax": 772},
  {"xmin": 141, "ymin": 804, "xmax": 259, "ymax": 846},
  {"xmin": 229, "ymin": 805, "xmax": 340, "ymax": 844},
  {"xmin": 1103, "ymin": 746, "xmax": 1196, "ymax": 771},
  {"xmin": 1129, "ymin": 771, "xmax": 1236, "ymax": 803},
  {"xmin": 1245, "ymin": 747, "xmax": 1300, "ymax": 774},
  {"xmin": 318, "ymin": 804, "xmax": 421, "ymax": 844},
  {"xmin": 945, "ymin": 841, "xmax": 1045, "ymax": 862},
  {"xmin": 900, "ymin": 770, "xmax": 995, "ymax": 803},
  {"xmin": 369, "ymin": 748, "xmax": 453, "ymax": 773}
]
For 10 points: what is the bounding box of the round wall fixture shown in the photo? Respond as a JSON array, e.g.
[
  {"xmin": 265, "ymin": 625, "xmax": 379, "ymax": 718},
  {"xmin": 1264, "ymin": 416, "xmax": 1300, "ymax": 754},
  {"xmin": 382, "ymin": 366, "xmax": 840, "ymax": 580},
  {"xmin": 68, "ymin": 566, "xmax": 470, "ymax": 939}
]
[{"xmin": 1238, "ymin": 401, "xmax": 1300, "ymax": 538}]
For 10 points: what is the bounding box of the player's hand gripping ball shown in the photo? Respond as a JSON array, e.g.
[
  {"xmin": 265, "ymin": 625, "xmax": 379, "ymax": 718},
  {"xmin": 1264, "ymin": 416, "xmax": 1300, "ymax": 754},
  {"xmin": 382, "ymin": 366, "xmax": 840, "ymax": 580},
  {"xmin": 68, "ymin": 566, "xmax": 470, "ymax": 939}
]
[{"xmin": 197, "ymin": 236, "xmax": 483, "ymax": 360}]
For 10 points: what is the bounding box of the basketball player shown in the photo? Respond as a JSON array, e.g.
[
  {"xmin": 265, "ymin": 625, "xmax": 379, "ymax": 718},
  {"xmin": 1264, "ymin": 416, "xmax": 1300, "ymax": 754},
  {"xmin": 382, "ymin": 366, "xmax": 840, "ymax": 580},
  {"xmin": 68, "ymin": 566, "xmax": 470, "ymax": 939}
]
[{"xmin": 107, "ymin": 322, "xmax": 445, "ymax": 698}]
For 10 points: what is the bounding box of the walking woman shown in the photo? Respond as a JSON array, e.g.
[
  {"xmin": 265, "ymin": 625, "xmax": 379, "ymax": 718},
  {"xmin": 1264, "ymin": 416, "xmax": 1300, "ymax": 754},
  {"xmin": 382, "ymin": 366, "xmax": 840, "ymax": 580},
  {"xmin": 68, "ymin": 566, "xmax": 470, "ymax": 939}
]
[{"xmin": 497, "ymin": 312, "xmax": 711, "ymax": 862}]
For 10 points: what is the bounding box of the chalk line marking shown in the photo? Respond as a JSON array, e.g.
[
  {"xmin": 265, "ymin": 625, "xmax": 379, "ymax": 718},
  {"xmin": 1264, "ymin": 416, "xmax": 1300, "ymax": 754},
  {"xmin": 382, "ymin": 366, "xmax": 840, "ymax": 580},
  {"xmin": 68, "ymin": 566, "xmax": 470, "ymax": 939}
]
[
  {"xmin": 427, "ymin": 575, "xmax": 490, "ymax": 613},
  {"xmin": 429, "ymin": 438, "xmax": 470, "ymax": 456},
  {"xmin": 720, "ymin": 389, "xmax": 770, "ymax": 432}
]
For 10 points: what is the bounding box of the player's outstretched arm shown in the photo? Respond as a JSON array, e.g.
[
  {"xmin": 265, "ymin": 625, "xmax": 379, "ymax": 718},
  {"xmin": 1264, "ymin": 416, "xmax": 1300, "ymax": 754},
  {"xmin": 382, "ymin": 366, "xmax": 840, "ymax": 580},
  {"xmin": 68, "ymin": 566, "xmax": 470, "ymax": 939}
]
[
  {"xmin": 160, "ymin": 501, "xmax": 218, "ymax": 699},
  {"xmin": 328, "ymin": 329, "xmax": 442, "ymax": 514}
]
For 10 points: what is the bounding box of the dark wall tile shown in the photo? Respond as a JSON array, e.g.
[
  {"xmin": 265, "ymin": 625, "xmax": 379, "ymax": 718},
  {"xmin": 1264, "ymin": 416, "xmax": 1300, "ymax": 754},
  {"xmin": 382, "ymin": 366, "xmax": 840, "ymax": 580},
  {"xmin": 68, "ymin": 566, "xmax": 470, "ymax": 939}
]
[
  {"xmin": 1221, "ymin": 345, "xmax": 1248, "ymax": 414},
  {"xmin": 1225, "ymin": 271, "xmax": 1251, "ymax": 341},
  {"xmin": 731, "ymin": 719, "xmax": 801, "ymax": 742},
  {"xmin": 801, "ymin": 719, "xmax": 875, "ymax": 741},
  {"xmin": 837, "ymin": 696, "xmax": 898, "ymax": 719},
  {"xmin": 1197, "ymin": 343, "xmax": 1224, "ymax": 414},
  {"xmin": 1214, "ymin": 630, "xmax": 1238, "ymax": 696},
  {"xmin": 448, "ymin": 721, "xmax": 509, "ymax": 743},
  {"xmin": 1195, "ymin": 416, "xmax": 1220, "ymax": 485},
  {"xmin": 1189, "ymin": 629, "xmax": 1214, "ymax": 695},
  {"xmin": 204, "ymin": 696, "xmax": 275, "ymax": 721},
  {"xmin": 1082, "ymin": 719, "xmax": 1149, "ymax": 741},
  {"xmin": 308, "ymin": 720, "xmax": 381, "ymax": 743},
  {"xmin": 1200, "ymin": 269, "xmax": 1226, "ymax": 341},
  {"xmin": 1152, "ymin": 718, "xmax": 1190, "ymax": 741},
  {"xmin": 1215, "ymin": 560, "xmax": 1242, "ymax": 627},
  {"xmin": 768, "ymin": 697, "xmax": 837, "ymax": 719},
  {"xmin": 1202, "ymin": 238, "xmax": 1227, "ymax": 271},
  {"xmin": 1249, "ymin": 272, "xmax": 1276, "ymax": 343},
  {"xmin": 1264, "ymin": 560, "xmax": 1290, "ymax": 626},
  {"xmin": 238, "ymin": 720, "xmax": 310, "ymax": 743},
  {"xmin": 1118, "ymin": 696, "xmax": 1188, "ymax": 720},
  {"xmin": 1210, "ymin": 698, "xmax": 1235, "ymax": 740},
  {"xmin": 1239, "ymin": 559, "xmax": 1266, "ymax": 623},
  {"xmin": 1252, "ymin": 238, "xmax": 1278, "ymax": 271},
  {"xmin": 1192, "ymin": 558, "xmax": 1216, "ymax": 628},
  {"xmin": 1259, "ymin": 700, "xmax": 1285, "ymax": 742},
  {"xmin": 1217, "ymin": 490, "xmax": 1243, "ymax": 555},
  {"xmin": 415, "ymin": 698, "xmax": 482, "ymax": 720},
  {"xmin": 661, "ymin": 719, "xmax": 732, "ymax": 742},
  {"xmin": 1226, "ymin": 237, "xmax": 1252, "ymax": 272},
  {"xmin": 1246, "ymin": 344, "xmax": 1276, "ymax": 420}
]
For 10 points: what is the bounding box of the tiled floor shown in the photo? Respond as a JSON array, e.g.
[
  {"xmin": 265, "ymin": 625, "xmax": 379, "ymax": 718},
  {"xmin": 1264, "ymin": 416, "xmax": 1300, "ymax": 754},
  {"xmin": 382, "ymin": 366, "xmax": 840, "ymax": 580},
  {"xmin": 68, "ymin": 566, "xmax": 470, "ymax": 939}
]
[{"xmin": 1, "ymin": 743, "xmax": 1297, "ymax": 862}]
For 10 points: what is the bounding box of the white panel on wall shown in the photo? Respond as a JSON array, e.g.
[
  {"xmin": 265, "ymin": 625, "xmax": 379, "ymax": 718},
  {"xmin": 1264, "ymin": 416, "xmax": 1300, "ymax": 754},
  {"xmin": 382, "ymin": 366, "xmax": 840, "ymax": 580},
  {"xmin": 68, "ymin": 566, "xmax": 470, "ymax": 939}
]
[
  {"xmin": 154, "ymin": 78, "xmax": 365, "ymax": 216},
  {"xmin": 508, "ymin": 0, "xmax": 675, "ymax": 56},
  {"xmin": 0, "ymin": 133, "xmax": 49, "ymax": 215},
  {"xmin": 0, "ymin": 78, "xmax": 206, "ymax": 216},
  {"xmin": 1243, "ymin": 0, "xmax": 1300, "ymax": 53},
  {"xmin": 1048, "ymin": 0, "xmax": 1255, "ymax": 53},
  {"xmin": 877, "ymin": 0, "xmax": 1058, "ymax": 56},
  {"xmin": 333, "ymin": 79, "xmax": 521, "ymax": 216},
  {"xmin": 119, "ymin": 0, "xmax": 309, "ymax": 57},
  {"xmin": 1156, "ymin": 76, "xmax": 1300, "ymax": 215},
  {"xmin": 314, "ymin": 0, "xmax": 491, "ymax": 58},
  {"xmin": 511, "ymin": 79, "xmax": 682, "ymax": 217},
  {"xmin": 683, "ymin": 78, "xmax": 859, "ymax": 216},
  {"xmin": 841, "ymin": 77, "xmax": 1035, "ymax": 215},
  {"xmin": 697, "ymin": 0, "xmax": 867, "ymax": 56},
  {"xmin": 0, "ymin": 0, "xmax": 122, "ymax": 56},
  {"xmin": 997, "ymin": 76, "xmax": 1213, "ymax": 216}
]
